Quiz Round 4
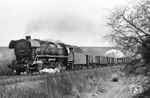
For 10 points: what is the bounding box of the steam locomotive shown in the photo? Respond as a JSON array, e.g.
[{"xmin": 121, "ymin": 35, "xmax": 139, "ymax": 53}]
[{"xmin": 8, "ymin": 36, "xmax": 130, "ymax": 75}]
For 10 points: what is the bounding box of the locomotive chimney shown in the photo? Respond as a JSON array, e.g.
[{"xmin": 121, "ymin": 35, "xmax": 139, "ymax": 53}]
[{"xmin": 26, "ymin": 36, "xmax": 31, "ymax": 40}]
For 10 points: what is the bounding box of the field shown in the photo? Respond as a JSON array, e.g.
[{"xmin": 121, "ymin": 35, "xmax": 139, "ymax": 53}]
[
  {"xmin": 81, "ymin": 47, "xmax": 118, "ymax": 56},
  {"xmin": 0, "ymin": 47, "xmax": 15, "ymax": 75},
  {"xmin": 0, "ymin": 66, "xmax": 128, "ymax": 98},
  {"xmin": 0, "ymin": 65, "xmax": 149, "ymax": 98}
]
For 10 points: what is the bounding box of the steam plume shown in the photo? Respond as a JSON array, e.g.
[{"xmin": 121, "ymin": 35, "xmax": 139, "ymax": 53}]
[{"xmin": 25, "ymin": 14, "xmax": 98, "ymax": 34}]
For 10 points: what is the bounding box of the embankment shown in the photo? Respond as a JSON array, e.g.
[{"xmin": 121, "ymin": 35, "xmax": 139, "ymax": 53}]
[{"xmin": 0, "ymin": 66, "xmax": 124, "ymax": 98}]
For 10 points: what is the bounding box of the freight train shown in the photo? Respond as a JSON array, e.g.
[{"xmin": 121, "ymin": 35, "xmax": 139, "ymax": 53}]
[{"xmin": 8, "ymin": 36, "xmax": 130, "ymax": 75}]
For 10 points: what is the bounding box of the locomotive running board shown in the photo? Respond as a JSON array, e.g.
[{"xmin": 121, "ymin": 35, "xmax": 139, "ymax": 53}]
[{"xmin": 36, "ymin": 55, "xmax": 68, "ymax": 58}]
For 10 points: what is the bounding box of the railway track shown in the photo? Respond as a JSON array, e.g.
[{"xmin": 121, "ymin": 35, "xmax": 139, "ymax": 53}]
[{"xmin": 0, "ymin": 65, "xmax": 123, "ymax": 86}]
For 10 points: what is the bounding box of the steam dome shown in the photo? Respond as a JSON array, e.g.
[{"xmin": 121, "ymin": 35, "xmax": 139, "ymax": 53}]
[{"xmin": 104, "ymin": 49, "xmax": 125, "ymax": 58}]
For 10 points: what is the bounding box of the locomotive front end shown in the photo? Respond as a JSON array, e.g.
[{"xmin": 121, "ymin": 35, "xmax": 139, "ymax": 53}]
[{"xmin": 9, "ymin": 36, "xmax": 41, "ymax": 75}]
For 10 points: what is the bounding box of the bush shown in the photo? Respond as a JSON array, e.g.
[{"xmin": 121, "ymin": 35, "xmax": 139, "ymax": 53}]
[{"xmin": 0, "ymin": 60, "xmax": 11, "ymax": 75}]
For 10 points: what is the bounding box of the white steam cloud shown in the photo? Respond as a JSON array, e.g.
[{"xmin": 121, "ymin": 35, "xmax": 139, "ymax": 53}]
[{"xmin": 26, "ymin": 14, "xmax": 98, "ymax": 34}]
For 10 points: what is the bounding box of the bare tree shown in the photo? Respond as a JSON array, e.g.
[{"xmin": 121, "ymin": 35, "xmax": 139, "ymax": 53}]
[{"xmin": 106, "ymin": 0, "xmax": 150, "ymax": 58}]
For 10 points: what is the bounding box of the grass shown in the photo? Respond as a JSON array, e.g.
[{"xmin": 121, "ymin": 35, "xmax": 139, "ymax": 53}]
[
  {"xmin": 0, "ymin": 59, "xmax": 14, "ymax": 75},
  {"xmin": 122, "ymin": 61, "xmax": 150, "ymax": 98},
  {"xmin": 0, "ymin": 47, "xmax": 15, "ymax": 76},
  {"xmin": 0, "ymin": 66, "xmax": 118, "ymax": 98}
]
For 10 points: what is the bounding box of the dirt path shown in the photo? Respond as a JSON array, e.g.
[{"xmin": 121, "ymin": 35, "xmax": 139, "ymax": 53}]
[{"xmin": 80, "ymin": 77, "xmax": 133, "ymax": 98}]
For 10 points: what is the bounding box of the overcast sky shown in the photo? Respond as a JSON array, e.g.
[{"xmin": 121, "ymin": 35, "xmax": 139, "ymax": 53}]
[{"xmin": 0, "ymin": 0, "xmax": 135, "ymax": 47}]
